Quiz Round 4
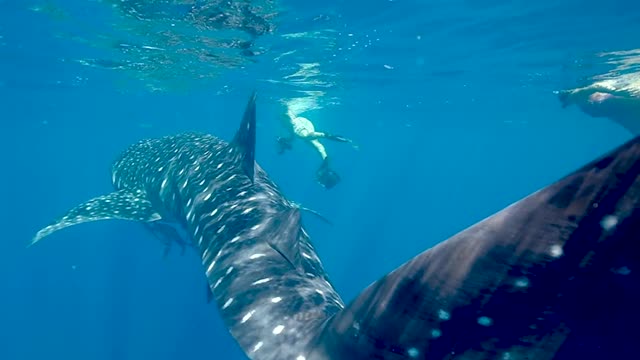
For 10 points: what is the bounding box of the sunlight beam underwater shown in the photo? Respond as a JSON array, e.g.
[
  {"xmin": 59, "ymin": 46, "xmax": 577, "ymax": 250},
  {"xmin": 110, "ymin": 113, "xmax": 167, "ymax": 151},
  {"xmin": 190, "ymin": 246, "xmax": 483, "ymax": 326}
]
[{"xmin": 32, "ymin": 92, "xmax": 640, "ymax": 359}]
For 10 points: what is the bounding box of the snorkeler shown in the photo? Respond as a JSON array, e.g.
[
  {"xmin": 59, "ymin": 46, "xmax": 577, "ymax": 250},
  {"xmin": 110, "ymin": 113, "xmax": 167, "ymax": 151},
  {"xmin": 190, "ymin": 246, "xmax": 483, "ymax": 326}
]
[
  {"xmin": 556, "ymin": 76, "xmax": 640, "ymax": 135},
  {"xmin": 276, "ymin": 111, "xmax": 355, "ymax": 189}
]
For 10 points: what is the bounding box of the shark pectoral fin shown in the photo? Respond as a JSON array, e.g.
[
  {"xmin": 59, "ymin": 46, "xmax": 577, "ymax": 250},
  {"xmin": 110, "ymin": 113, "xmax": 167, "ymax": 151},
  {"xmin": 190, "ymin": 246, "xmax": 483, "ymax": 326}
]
[
  {"xmin": 142, "ymin": 221, "xmax": 189, "ymax": 258},
  {"xmin": 32, "ymin": 189, "xmax": 161, "ymax": 246},
  {"xmin": 292, "ymin": 202, "xmax": 333, "ymax": 226},
  {"xmin": 312, "ymin": 136, "xmax": 640, "ymax": 360},
  {"xmin": 231, "ymin": 91, "xmax": 257, "ymax": 182},
  {"xmin": 266, "ymin": 208, "xmax": 303, "ymax": 270}
]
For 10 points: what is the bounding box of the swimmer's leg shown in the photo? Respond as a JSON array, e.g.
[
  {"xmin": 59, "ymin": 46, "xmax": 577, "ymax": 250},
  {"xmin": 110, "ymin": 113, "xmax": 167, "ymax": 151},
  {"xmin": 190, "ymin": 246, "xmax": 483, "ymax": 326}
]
[
  {"xmin": 309, "ymin": 139, "xmax": 340, "ymax": 189},
  {"xmin": 306, "ymin": 131, "xmax": 359, "ymax": 150},
  {"xmin": 308, "ymin": 139, "xmax": 327, "ymax": 160},
  {"xmin": 307, "ymin": 131, "xmax": 353, "ymax": 143}
]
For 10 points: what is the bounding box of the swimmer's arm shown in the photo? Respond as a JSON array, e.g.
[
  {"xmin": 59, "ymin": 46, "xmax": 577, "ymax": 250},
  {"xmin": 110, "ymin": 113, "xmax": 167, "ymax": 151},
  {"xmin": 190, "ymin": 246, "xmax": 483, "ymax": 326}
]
[
  {"xmin": 309, "ymin": 139, "xmax": 328, "ymax": 160},
  {"xmin": 557, "ymin": 85, "xmax": 615, "ymax": 108},
  {"xmin": 310, "ymin": 132, "xmax": 353, "ymax": 143}
]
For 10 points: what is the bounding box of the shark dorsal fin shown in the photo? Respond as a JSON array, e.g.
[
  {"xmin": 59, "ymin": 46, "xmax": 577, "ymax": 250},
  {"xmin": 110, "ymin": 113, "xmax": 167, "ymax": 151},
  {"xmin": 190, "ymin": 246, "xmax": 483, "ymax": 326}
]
[
  {"xmin": 232, "ymin": 91, "xmax": 257, "ymax": 182},
  {"xmin": 266, "ymin": 208, "xmax": 303, "ymax": 270}
]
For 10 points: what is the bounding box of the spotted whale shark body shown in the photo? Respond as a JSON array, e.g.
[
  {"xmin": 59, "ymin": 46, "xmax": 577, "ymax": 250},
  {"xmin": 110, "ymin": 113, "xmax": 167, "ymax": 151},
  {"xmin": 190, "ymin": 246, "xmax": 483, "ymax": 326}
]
[{"xmin": 33, "ymin": 93, "xmax": 640, "ymax": 359}]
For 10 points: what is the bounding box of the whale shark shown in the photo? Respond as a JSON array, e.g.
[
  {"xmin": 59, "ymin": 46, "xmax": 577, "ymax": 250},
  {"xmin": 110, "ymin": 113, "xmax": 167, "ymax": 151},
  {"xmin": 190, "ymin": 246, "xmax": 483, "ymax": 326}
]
[{"xmin": 32, "ymin": 93, "xmax": 640, "ymax": 359}]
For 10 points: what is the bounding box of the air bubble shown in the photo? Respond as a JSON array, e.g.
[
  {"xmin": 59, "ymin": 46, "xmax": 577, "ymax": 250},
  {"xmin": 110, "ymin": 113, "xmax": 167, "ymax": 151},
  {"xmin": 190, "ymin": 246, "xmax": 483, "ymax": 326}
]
[
  {"xmin": 438, "ymin": 309, "xmax": 451, "ymax": 320},
  {"xmin": 477, "ymin": 316, "xmax": 493, "ymax": 326},
  {"xmin": 549, "ymin": 244, "xmax": 563, "ymax": 258},
  {"xmin": 514, "ymin": 277, "xmax": 530, "ymax": 288},
  {"xmin": 600, "ymin": 215, "xmax": 618, "ymax": 230}
]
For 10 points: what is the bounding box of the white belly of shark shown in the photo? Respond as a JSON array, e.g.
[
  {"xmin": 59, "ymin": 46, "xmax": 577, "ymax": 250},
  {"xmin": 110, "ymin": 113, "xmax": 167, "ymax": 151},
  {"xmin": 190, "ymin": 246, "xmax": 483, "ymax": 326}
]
[{"xmin": 33, "ymin": 92, "xmax": 640, "ymax": 360}]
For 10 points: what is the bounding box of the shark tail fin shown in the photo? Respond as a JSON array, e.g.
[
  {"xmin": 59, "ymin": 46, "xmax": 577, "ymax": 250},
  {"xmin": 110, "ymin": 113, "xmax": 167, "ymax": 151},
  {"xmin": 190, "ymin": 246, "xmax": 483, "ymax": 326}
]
[
  {"xmin": 311, "ymin": 136, "xmax": 640, "ymax": 359},
  {"xmin": 232, "ymin": 91, "xmax": 257, "ymax": 182},
  {"xmin": 31, "ymin": 189, "xmax": 161, "ymax": 247}
]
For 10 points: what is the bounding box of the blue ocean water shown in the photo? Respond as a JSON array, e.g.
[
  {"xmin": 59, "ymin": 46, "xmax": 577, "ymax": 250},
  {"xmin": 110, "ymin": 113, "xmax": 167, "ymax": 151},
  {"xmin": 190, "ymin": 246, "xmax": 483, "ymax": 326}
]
[{"xmin": 0, "ymin": 0, "xmax": 638, "ymax": 359}]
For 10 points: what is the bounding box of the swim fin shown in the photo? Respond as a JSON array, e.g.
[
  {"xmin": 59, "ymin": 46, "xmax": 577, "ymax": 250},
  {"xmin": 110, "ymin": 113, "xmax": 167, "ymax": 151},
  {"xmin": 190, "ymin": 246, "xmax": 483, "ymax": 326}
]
[{"xmin": 316, "ymin": 158, "xmax": 341, "ymax": 189}]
